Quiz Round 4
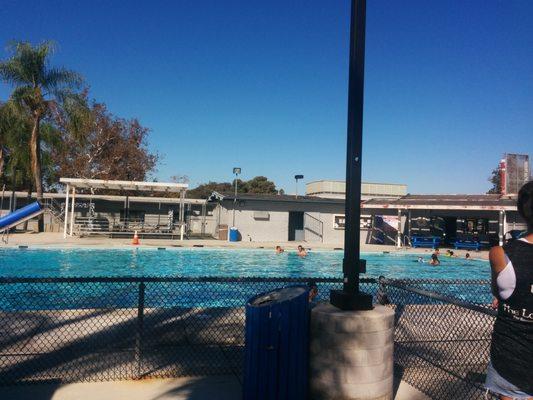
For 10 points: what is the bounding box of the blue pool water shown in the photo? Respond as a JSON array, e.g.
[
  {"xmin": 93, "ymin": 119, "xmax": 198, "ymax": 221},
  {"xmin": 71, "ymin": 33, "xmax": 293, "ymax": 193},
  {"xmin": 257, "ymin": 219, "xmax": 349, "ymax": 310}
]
[
  {"xmin": 0, "ymin": 248, "xmax": 491, "ymax": 310},
  {"xmin": 0, "ymin": 247, "xmax": 489, "ymax": 279}
]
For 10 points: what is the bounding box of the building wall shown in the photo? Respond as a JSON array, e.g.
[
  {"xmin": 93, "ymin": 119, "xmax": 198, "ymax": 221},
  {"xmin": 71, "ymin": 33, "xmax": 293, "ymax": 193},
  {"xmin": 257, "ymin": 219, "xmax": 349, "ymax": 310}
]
[
  {"xmin": 218, "ymin": 202, "xmax": 290, "ymax": 242},
  {"xmin": 217, "ymin": 199, "xmax": 363, "ymax": 244},
  {"xmin": 306, "ymin": 180, "xmax": 407, "ymax": 199}
]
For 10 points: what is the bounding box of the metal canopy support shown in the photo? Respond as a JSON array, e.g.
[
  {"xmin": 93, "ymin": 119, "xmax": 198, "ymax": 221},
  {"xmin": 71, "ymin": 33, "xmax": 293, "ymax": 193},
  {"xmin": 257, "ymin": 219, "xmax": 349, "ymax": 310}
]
[
  {"xmin": 396, "ymin": 209, "xmax": 402, "ymax": 249},
  {"xmin": 69, "ymin": 187, "xmax": 76, "ymax": 236},
  {"xmin": 330, "ymin": 0, "xmax": 372, "ymax": 311},
  {"xmin": 201, "ymin": 202, "xmax": 207, "ymax": 237},
  {"xmin": 179, "ymin": 190, "xmax": 185, "ymax": 241},
  {"xmin": 63, "ymin": 184, "xmax": 70, "ymax": 239},
  {"xmin": 498, "ymin": 210, "xmax": 506, "ymax": 246}
]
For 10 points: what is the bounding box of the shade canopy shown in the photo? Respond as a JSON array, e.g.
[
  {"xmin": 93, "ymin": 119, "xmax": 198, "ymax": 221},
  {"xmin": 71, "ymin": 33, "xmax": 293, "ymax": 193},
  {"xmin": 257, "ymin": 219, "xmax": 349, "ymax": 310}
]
[{"xmin": 59, "ymin": 178, "xmax": 188, "ymax": 193}]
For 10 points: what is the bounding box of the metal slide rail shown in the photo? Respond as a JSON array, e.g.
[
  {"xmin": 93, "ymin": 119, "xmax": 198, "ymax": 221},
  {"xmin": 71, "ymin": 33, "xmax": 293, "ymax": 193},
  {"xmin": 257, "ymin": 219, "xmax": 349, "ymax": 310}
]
[{"xmin": 378, "ymin": 278, "xmax": 498, "ymax": 400}]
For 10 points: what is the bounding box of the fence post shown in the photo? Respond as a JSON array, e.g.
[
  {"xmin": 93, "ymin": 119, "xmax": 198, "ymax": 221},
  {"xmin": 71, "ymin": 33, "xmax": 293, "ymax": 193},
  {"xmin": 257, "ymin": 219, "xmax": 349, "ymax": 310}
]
[
  {"xmin": 377, "ymin": 276, "xmax": 389, "ymax": 305},
  {"xmin": 135, "ymin": 282, "xmax": 146, "ymax": 378}
]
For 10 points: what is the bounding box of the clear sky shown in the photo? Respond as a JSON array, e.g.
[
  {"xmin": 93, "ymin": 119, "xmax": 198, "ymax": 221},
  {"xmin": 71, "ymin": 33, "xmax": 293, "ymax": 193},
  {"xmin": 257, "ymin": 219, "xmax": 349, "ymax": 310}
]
[{"xmin": 1, "ymin": 0, "xmax": 532, "ymax": 194}]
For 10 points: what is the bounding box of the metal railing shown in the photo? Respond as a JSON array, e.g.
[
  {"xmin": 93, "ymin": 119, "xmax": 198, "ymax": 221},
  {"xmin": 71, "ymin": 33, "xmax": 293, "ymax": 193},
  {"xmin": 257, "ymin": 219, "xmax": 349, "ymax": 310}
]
[
  {"xmin": 378, "ymin": 277, "xmax": 497, "ymax": 400},
  {"xmin": 303, "ymin": 213, "xmax": 324, "ymax": 242},
  {"xmin": 0, "ymin": 275, "xmax": 500, "ymax": 399}
]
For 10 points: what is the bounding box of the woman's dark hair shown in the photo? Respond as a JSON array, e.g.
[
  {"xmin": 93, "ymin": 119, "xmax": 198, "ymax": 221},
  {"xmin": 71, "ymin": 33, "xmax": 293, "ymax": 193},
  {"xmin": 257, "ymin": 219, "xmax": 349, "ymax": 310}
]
[{"xmin": 517, "ymin": 181, "xmax": 533, "ymax": 231}]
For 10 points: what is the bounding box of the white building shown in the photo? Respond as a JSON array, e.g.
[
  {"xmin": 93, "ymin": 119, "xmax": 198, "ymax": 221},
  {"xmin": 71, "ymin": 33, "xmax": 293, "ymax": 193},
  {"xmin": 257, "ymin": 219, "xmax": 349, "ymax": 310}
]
[{"xmin": 306, "ymin": 180, "xmax": 407, "ymax": 200}]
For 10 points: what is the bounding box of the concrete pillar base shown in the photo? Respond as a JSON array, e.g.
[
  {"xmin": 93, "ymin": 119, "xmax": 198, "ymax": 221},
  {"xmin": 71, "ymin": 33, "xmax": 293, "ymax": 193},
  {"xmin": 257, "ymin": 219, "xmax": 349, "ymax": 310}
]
[{"xmin": 310, "ymin": 303, "xmax": 395, "ymax": 400}]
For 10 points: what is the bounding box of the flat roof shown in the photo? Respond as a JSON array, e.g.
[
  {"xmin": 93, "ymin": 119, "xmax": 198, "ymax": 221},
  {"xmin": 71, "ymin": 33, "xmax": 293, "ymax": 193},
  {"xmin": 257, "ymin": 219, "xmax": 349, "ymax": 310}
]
[
  {"xmin": 209, "ymin": 192, "xmax": 344, "ymax": 204},
  {"xmin": 60, "ymin": 178, "xmax": 188, "ymax": 193},
  {"xmin": 211, "ymin": 192, "xmax": 518, "ymax": 211},
  {"xmin": 306, "ymin": 180, "xmax": 407, "ymax": 187}
]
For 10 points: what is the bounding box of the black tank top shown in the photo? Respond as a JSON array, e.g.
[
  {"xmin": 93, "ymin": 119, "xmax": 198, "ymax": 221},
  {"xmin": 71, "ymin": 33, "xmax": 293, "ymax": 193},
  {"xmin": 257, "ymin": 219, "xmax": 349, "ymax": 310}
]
[{"xmin": 490, "ymin": 239, "xmax": 533, "ymax": 394}]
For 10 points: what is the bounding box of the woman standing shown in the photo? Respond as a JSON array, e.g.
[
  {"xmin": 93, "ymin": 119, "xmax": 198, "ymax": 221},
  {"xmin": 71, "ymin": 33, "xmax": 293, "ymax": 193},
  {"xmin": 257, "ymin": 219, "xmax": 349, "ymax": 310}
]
[{"xmin": 485, "ymin": 182, "xmax": 533, "ymax": 399}]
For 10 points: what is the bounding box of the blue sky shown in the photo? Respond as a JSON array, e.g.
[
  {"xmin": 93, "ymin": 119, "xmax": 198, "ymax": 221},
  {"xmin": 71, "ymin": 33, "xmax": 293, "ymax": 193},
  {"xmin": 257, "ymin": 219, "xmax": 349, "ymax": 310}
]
[{"xmin": 1, "ymin": 0, "xmax": 532, "ymax": 194}]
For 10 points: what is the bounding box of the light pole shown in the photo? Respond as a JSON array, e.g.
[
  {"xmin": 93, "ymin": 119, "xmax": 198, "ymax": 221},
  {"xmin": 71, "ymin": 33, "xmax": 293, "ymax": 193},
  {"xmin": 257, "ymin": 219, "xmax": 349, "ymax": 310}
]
[
  {"xmin": 232, "ymin": 167, "xmax": 241, "ymax": 227},
  {"xmin": 330, "ymin": 0, "xmax": 372, "ymax": 311},
  {"xmin": 294, "ymin": 175, "xmax": 304, "ymax": 198}
]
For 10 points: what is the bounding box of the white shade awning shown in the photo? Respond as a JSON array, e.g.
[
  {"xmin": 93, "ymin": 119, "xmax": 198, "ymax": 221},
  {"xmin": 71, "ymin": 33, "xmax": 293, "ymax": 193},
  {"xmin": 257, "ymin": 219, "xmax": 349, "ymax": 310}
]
[{"xmin": 59, "ymin": 178, "xmax": 188, "ymax": 193}]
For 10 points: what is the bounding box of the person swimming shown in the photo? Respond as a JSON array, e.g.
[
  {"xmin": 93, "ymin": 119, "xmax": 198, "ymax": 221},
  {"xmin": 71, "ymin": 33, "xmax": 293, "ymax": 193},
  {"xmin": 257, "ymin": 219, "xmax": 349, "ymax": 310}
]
[
  {"xmin": 417, "ymin": 256, "xmax": 425, "ymax": 263},
  {"xmin": 445, "ymin": 250, "xmax": 455, "ymax": 257},
  {"xmin": 275, "ymin": 245, "xmax": 284, "ymax": 254},
  {"xmin": 465, "ymin": 252, "xmax": 471, "ymax": 259},
  {"xmin": 297, "ymin": 245, "xmax": 307, "ymax": 257},
  {"xmin": 429, "ymin": 253, "xmax": 440, "ymax": 266}
]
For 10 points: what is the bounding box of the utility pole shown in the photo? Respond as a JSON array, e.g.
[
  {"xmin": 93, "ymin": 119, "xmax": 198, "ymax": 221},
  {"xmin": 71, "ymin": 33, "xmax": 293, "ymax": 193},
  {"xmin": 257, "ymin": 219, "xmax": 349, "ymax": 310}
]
[
  {"xmin": 294, "ymin": 175, "xmax": 304, "ymax": 198},
  {"xmin": 330, "ymin": 0, "xmax": 373, "ymax": 311},
  {"xmin": 232, "ymin": 167, "xmax": 241, "ymax": 227}
]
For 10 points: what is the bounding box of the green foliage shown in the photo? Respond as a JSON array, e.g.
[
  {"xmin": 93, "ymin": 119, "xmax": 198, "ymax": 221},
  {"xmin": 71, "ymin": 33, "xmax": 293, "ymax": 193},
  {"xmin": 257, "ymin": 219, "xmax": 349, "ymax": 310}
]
[
  {"xmin": 188, "ymin": 176, "xmax": 279, "ymax": 198},
  {"xmin": 487, "ymin": 167, "xmax": 501, "ymax": 194},
  {"xmin": 242, "ymin": 176, "xmax": 277, "ymax": 194},
  {"xmin": 51, "ymin": 100, "xmax": 158, "ymax": 188},
  {"xmin": 0, "ymin": 40, "xmax": 86, "ymax": 208}
]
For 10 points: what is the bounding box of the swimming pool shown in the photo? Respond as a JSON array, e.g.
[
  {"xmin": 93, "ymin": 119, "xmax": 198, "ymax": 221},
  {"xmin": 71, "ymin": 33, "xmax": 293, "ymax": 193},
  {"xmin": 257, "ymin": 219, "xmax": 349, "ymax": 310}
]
[
  {"xmin": 0, "ymin": 247, "xmax": 489, "ymax": 280},
  {"xmin": 0, "ymin": 247, "xmax": 491, "ymax": 310}
]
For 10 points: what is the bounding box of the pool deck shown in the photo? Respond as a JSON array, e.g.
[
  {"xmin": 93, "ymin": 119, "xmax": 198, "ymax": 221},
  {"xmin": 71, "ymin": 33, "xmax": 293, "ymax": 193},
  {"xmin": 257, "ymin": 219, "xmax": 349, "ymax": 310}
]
[
  {"xmin": 1, "ymin": 375, "xmax": 430, "ymax": 400},
  {"xmin": 1, "ymin": 232, "xmax": 489, "ymax": 260}
]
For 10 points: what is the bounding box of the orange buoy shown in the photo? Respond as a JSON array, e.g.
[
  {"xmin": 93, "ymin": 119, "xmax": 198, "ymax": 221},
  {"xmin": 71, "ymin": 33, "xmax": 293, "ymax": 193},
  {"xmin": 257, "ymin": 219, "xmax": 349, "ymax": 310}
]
[{"xmin": 132, "ymin": 230, "xmax": 140, "ymax": 245}]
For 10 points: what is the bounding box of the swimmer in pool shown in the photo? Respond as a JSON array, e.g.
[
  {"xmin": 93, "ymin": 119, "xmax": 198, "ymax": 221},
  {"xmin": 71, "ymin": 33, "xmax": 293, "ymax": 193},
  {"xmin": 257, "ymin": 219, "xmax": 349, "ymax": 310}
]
[
  {"xmin": 297, "ymin": 245, "xmax": 307, "ymax": 257},
  {"xmin": 417, "ymin": 257, "xmax": 425, "ymax": 263},
  {"xmin": 465, "ymin": 252, "xmax": 471, "ymax": 259},
  {"xmin": 275, "ymin": 245, "xmax": 284, "ymax": 254},
  {"xmin": 429, "ymin": 253, "xmax": 440, "ymax": 266}
]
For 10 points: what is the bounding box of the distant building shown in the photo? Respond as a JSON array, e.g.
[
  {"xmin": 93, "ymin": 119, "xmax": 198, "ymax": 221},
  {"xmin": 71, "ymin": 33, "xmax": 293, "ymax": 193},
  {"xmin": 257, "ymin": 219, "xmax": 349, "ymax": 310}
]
[
  {"xmin": 208, "ymin": 192, "xmax": 525, "ymax": 246},
  {"xmin": 499, "ymin": 153, "xmax": 530, "ymax": 194},
  {"xmin": 306, "ymin": 180, "xmax": 407, "ymax": 200}
]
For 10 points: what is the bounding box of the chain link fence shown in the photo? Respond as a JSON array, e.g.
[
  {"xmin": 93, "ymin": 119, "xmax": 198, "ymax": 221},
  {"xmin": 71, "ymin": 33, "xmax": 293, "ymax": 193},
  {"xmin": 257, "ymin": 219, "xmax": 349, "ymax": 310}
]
[
  {"xmin": 379, "ymin": 278, "xmax": 497, "ymax": 400},
  {"xmin": 0, "ymin": 276, "xmax": 499, "ymax": 399},
  {"xmin": 0, "ymin": 277, "xmax": 366, "ymax": 384}
]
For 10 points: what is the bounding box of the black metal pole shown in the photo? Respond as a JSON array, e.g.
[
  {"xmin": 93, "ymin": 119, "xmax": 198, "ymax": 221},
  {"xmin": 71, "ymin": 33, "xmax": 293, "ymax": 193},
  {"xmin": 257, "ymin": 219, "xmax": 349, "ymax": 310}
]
[
  {"xmin": 135, "ymin": 282, "xmax": 146, "ymax": 378},
  {"xmin": 330, "ymin": 0, "xmax": 372, "ymax": 311}
]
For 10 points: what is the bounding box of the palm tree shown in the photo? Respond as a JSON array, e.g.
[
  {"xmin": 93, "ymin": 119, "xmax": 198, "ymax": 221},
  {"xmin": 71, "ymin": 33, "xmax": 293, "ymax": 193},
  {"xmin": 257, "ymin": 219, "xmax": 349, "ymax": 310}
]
[
  {"xmin": 0, "ymin": 41, "xmax": 83, "ymax": 231},
  {"xmin": 0, "ymin": 101, "xmax": 31, "ymax": 184}
]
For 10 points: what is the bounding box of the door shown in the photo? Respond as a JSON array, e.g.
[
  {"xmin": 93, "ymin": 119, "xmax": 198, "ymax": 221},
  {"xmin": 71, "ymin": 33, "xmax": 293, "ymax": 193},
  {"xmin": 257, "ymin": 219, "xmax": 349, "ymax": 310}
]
[
  {"xmin": 443, "ymin": 217, "xmax": 457, "ymax": 245},
  {"xmin": 288, "ymin": 212, "xmax": 304, "ymax": 241}
]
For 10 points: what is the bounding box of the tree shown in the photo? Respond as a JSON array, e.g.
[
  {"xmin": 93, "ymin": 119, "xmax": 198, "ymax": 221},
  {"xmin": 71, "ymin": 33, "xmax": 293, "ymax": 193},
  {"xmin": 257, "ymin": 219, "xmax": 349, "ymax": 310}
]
[
  {"xmin": 51, "ymin": 101, "xmax": 158, "ymax": 186},
  {"xmin": 187, "ymin": 176, "xmax": 279, "ymax": 198},
  {"xmin": 0, "ymin": 41, "xmax": 85, "ymax": 230},
  {"xmin": 487, "ymin": 166, "xmax": 501, "ymax": 194},
  {"xmin": 187, "ymin": 181, "xmax": 233, "ymax": 199},
  {"xmin": 242, "ymin": 176, "xmax": 277, "ymax": 195},
  {"xmin": 0, "ymin": 101, "xmax": 59, "ymax": 192}
]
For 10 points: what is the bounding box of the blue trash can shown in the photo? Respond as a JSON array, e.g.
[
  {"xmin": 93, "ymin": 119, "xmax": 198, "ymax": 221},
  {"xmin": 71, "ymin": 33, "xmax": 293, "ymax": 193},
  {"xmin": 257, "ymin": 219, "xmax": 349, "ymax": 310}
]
[
  {"xmin": 228, "ymin": 227, "xmax": 239, "ymax": 242},
  {"xmin": 243, "ymin": 286, "xmax": 309, "ymax": 400}
]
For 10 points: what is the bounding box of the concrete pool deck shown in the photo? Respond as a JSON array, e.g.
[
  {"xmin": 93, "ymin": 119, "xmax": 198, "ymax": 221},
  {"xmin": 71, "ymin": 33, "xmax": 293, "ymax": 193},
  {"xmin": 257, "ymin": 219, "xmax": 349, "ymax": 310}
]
[
  {"xmin": 0, "ymin": 232, "xmax": 489, "ymax": 260},
  {"xmin": 1, "ymin": 375, "xmax": 430, "ymax": 400}
]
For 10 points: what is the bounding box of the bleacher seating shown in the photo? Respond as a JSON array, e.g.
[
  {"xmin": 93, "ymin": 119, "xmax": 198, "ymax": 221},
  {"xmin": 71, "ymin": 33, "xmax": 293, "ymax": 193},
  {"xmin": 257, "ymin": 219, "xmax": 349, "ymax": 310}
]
[{"xmin": 411, "ymin": 236, "xmax": 441, "ymax": 249}]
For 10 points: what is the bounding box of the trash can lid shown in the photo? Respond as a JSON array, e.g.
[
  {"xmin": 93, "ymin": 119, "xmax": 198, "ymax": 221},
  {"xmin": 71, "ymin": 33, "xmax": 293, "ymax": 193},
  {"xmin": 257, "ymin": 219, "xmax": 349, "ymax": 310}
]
[{"xmin": 248, "ymin": 286, "xmax": 307, "ymax": 307}]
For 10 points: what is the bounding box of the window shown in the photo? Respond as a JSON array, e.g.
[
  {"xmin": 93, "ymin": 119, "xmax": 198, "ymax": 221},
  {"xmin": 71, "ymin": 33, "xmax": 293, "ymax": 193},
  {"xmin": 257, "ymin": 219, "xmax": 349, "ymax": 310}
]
[{"xmin": 334, "ymin": 215, "xmax": 345, "ymax": 229}]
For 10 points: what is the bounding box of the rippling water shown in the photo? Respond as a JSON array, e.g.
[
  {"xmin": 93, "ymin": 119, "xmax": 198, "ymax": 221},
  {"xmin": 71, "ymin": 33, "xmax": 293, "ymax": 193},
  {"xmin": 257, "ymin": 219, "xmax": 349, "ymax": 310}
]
[{"xmin": 0, "ymin": 247, "xmax": 489, "ymax": 280}]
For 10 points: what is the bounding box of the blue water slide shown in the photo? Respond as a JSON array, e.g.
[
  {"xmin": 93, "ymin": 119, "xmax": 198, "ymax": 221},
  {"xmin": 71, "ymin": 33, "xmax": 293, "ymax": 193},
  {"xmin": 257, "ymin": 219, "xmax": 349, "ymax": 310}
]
[{"xmin": 0, "ymin": 202, "xmax": 43, "ymax": 231}]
